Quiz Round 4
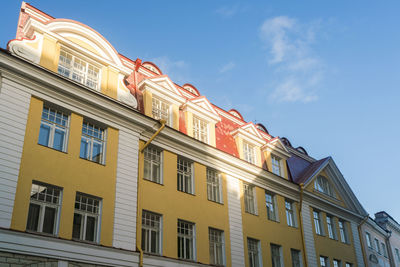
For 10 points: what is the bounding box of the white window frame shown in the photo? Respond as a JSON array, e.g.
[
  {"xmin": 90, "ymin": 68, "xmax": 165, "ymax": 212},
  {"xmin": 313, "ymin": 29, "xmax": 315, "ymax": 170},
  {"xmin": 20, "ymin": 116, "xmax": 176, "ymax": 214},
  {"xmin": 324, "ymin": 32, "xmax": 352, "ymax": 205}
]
[
  {"xmin": 26, "ymin": 182, "xmax": 62, "ymax": 235},
  {"xmin": 209, "ymin": 228, "xmax": 225, "ymax": 266},
  {"xmin": 177, "ymin": 157, "xmax": 194, "ymax": 194},
  {"xmin": 327, "ymin": 215, "xmax": 336, "ymax": 239},
  {"xmin": 271, "ymin": 244, "xmax": 283, "ymax": 267},
  {"xmin": 265, "ymin": 191, "xmax": 278, "ymax": 221},
  {"xmin": 333, "ymin": 259, "xmax": 341, "ymax": 267},
  {"xmin": 320, "ymin": 256, "xmax": 328, "ymax": 267},
  {"xmin": 247, "ymin": 238, "xmax": 261, "ymax": 267},
  {"xmin": 338, "ymin": 220, "xmax": 348, "ymax": 243},
  {"xmin": 207, "ymin": 168, "xmax": 223, "ymax": 203},
  {"xmin": 38, "ymin": 106, "xmax": 69, "ymax": 152},
  {"xmin": 285, "ymin": 199, "xmax": 296, "ymax": 227},
  {"xmin": 58, "ymin": 49, "xmax": 101, "ymax": 91},
  {"xmin": 152, "ymin": 97, "xmax": 171, "ymax": 126},
  {"xmin": 381, "ymin": 242, "xmax": 387, "ymax": 257},
  {"xmin": 243, "ymin": 141, "xmax": 256, "ymax": 164},
  {"xmin": 192, "ymin": 116, "xmax": 208, "ymax": 143},
  {"xmin": 271, "ymin": 154, "xmax": 281, "ymax": 176},
  {"xmin": 314, "ymin": 176, "xmax": 335, "ymax": 197},
  {"xmin": 345, "ymin": 263, "xmax": 352, "ymax": 267},
  {"xmin": 177, "ymin": 219, "xmax": 196, "ymax": 261},
  {"xmin": 143, "ymin": 146, "xmax": 163, "ymax": 184},
  {"xmin": 244, "ymin": 183, "xmax": 257, "ymax": 215},
  {"xmin": 72, "ymin": 193, "xmax": 101, "ymax": 243},
  {"xmin": 395, "ymin": 248, "xmax": 400, "ymax": 262},
  {"xmin": 141, "ymin": 210, "xmax": 162, "ymax": 255},
  {"xmin": 314, "ymin": 211, "xmax": 323, "ymax": 235},
  {"xmin": 80, "ymin": 121, "xmax": 106, "ymax": 164}
]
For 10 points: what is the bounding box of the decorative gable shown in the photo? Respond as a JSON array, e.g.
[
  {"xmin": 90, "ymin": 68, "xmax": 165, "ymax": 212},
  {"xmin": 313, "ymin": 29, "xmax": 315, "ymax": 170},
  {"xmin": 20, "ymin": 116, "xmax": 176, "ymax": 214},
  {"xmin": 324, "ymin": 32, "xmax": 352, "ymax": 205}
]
[
  {"xmin": 150, "ymin": 76, "xmax": 183, "ymax": 96},
  {"xmin": 182, "ymin": 96, "xmax": 221, "ymax": 123},
  {"xmin": 230, "ymin": 122, "xmax": 266, "ymax": 147},
  {"xmin": 262, "ymin": 137, "xmax": 291, "ymax": 159}
]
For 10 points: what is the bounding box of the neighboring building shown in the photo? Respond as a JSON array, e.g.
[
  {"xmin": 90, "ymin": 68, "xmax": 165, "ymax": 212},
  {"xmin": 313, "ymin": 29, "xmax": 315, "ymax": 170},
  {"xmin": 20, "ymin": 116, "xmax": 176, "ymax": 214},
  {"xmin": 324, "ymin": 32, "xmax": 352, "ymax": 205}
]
[
  {"xmin": 375, "ymin": 211, "xmax": 400, "ymax": 267},
  {"xmin": 360, "ymin": 217, "xmax": 391, "ymax": 267},
  {"xmin": 0, "ymin": 2, "xmax": 388, "ymax": 267}
]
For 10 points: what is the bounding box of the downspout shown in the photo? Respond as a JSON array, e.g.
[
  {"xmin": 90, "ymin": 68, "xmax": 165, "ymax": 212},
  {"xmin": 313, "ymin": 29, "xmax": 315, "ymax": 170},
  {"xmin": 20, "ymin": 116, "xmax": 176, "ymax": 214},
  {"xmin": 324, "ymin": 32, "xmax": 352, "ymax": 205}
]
[
  {"xmin": 357, "ymin": 215, "xmax": 369, "ymax": 267},
  {"xmin": 385, "ymin": 230, "xmax": 395, "ymax": 267},
  {"xmin": 136, "ymin": 119, "xmax": 166, "ymax": 267},
  {"xmin": 298, "ymin": 183, "xmax": 309, "ymax": 267}
]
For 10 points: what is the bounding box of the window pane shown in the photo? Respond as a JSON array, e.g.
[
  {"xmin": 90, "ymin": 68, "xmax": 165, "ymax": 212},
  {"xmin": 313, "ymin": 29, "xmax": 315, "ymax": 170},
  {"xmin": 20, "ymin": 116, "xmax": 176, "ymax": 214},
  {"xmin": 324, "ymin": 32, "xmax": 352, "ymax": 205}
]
[
  {"xmin": 85, "ymin": 216, "xmax": 96, "ymax": 242},
  {"xmin": 53, "ymin": 128, "xmax": 65, "ymax": 151},
  {"xmin": 92, "ymin": 142, "xmax": 102, "ymax": 163},
  {"xmin": 80, "ymin": 137, "xmax": 89, "ymax": 159},
  {"xmin": 72, "ymin": 213, "xmax": 82, "ymax": 239},
  {"xmin": 38, "ymin": 123, "xmax": 51, "ymax": 146},
  {"xmin": 26, "ymin": 203, "xmax": 40, "ymax": 231},
  {"xmin": 42, "ymin": 206, "xmax": 56, "ymax": 234}
]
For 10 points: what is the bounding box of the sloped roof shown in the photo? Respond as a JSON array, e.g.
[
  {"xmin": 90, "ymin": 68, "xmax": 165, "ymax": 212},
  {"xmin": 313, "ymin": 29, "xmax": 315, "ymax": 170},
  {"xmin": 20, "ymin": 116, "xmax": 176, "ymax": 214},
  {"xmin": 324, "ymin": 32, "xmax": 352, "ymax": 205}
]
[{"xmin": 288, "ymin": 155, "xmax": 330, "ymax": 184}]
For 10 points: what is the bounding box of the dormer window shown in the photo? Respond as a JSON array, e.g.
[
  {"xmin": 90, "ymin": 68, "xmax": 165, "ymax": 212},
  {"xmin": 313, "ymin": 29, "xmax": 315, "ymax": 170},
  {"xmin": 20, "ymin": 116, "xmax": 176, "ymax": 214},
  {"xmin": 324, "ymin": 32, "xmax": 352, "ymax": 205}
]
[
  {"xmin": 271, "ymin": 154, "xmax": 281, "ymax": 176},
  {"xmin": 152, "ymin": 97, "xmax": 170, "ymax": 126},
  {"xmin": 314, "ymin": 176, "xmax": 335, "ymax": 197},
  {"xmin": 58, "ymin": 50, "xmax": 100, "ymax": 90},
  {"xmin": 193, "ymin": 116, "xmax": 208, "ymax": 143},
  {"xmin": 243, "ymin": 141, "xmax": 256, "ymax": 164}
]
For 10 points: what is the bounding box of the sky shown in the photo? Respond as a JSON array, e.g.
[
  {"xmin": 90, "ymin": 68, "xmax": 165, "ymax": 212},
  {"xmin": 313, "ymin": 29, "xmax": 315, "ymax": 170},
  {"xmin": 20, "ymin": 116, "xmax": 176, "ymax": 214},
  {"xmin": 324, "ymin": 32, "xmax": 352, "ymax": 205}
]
[{"xmin": 1, "ymin": 1, "xmax": 399, "ymax": 221}]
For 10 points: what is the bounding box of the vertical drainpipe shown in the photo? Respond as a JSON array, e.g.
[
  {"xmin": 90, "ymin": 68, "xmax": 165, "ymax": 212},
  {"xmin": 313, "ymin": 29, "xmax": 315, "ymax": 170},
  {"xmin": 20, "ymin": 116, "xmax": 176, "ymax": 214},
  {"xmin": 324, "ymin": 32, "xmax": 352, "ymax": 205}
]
[
  {"xmin": 385, "ymin": 230, "xmax": 395, "ymax": 267},
  {"xmin": 136, "ymin": 119, "xmax": 166, "ymax": 267},
  {"xmin": 357, "ymin": 215, "xmax": 369, "ymax": 267},
  {"xmin": 298, "ymin": 183, "xmax": 309, "ymax": 267}
]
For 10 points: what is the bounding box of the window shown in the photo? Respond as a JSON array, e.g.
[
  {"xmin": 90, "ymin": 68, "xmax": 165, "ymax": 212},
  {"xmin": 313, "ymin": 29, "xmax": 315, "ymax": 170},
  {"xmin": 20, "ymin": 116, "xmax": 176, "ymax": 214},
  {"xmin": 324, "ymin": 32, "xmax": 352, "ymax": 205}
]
[
  {"xmin": 80, "ymin": 122, "xmax": 106, "ymax": 164},
  {"xmin": 271, "ymin": 244, "xmax": 283, "ymax": 267},
  {"xmin": 333, "ymin": 259, "xmax": 341, "ymax": 267},
  {"xmin": 209, "ymin": 228, "xmax": 225, "ymax": 266},
  {"xmin": 177, "ymin": 157, "xmax": 194, "ymax": 194},
  {"xmin": 285, "ymin": 199, "xmax": 296, "ymax": 227},
  {"xmin": 247, "ymin": 238, "xmax": 260, "ymax": 267},
  {"xmin": 58, "ymin": 50, "xmax": 100, "ymax": 90},
  {"xmin": 207, "ymin": 168, "xmax": 222, "ymax": 203},
  {"xmin": 243, "ymin": 141, "xmax": 256, "ymax": 164},
  {"xmin": 338, "ymin": 220, "xmax": 348, "ymax": 243},
  {"xmin": 320, "ymin": 256, "xmax": 328, "ymax": 267},
  {"xmin": 374, "ymin": 238, "xmax": 380, "ymax": 254},
  {"xmin": 395, "ymin": 248, "xmax": 400, "ymax": 262},
  {"xmin": 327, "ymin": 216, "xmax": 336, "ymax": 239},
  {"xmin": 152, "ymin": 97, "xmax": 170, "ymax": 125},
  {"xmin": 26, "ymin": 182, "xmax": 61, "ymax": 235},
  {"xmin": 271, "ymin": 155, "xmax": 281, "ymax": 176},
  {"xmin": 291, "ymin": 249, "xmax": 302, "ymax": 267},
  {"xmin": 141, "ymin": 210, "xmax": 162, "ymax": 255},
  {"xmin": 365, "ymin": 232, "xmax": 372, "ymax": 248},
  {"xmin": 177, "ymin": 220, "xmax": 195, "ymax": 260},
  {"xmin": 72, "ymin": 193, "xmax": 101, "ymax": 243},
  {"xmin": 314, "ymin": 176, "xmax": 334, "ymax": 197},
  {"xmin": 193, "ymin": 116, "xmax": 208, "ymax": 143},
  {"xmin": 143, "ymin": 146, "xmax": 162, "ymax": 184},
  {"xmin": 345, "ymin": 263, "xmax": 352, "ymax": 267},
  {"xmin": 244, "ymin": 183, "xmax": 257, "ymax": 215},
  {"xmin": 265, "ymin": 192, "xmax": 277, "ymax": 221},
  {"xmin": 38, "ymin": 106, "xmax": 69, "ymax": 152},
  {"xmin": 381, "ymin": 242, "xmax": 387, "ymax": 257},
  {"xmin": 313, "ymin": 211, "xmax": 323, "ymax": 235}
]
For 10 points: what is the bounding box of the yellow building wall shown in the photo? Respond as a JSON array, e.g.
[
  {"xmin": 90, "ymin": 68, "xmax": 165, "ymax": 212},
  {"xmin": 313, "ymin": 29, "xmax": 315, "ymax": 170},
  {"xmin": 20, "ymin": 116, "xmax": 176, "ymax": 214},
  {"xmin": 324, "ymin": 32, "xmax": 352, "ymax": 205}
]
[
  {"xmin": 65, "ymin": 36, "xmax": 102, "ymax": 57},
  {"xmin": 241, "ymin": 182, "xmax": 304, "ymax": 267},
  {"xmin": 185, "ymin": 111, "xmax": 194, "ymax": 138},
  {"xmin": 39, "ymin": 33, "xmax": 60, "ymax": 72},
  {"xmin": 311, "ymin": 208, "xmax": 358, "ymax": 266},
  {"xmin": 11, "ymin": 96, "xmax": 119, "ymax": 246},
  {"xmin": 137, "ymin": 141, "xmax": 231, "ymax": 266},
  {"xmin": 171, "ymin": 105, "xmax": 180, "ymax": 130},
  {"xmin": 263, "ymin": 150, "xmax": 289, "ymax": 179}
]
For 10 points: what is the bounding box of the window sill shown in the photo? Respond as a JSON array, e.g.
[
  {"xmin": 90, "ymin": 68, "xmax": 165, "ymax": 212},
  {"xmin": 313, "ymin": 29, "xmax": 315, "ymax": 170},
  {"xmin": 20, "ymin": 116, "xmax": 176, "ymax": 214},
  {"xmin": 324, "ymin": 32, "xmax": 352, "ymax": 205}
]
[
  {"xmin": 177, "ymin": 190, "xmax": 195, "ymax": 196},
  {"xmin": 38, "ymin": 143, "xmax": 68, "ymax": 154},
  {"xmin": 245, "ymin": 211, "xmax": 258, "ymax": 216},
  {"xmin": 207, "ymin": 199, "xmax": 224, "ymax": 205},
  {"xmin": 26, "ymin": 230, "xmax": 57, "ymax": 238},
  {"xmin": 72, "ymin": 238, "xmax": 99, "ymax": 245},
  {"xmin": 79, "ymin": 156, "xmax": 105, "ymax": 166},
  {"xmin": 143, "ymin": 178, "xmax": 164, "ymax": 186}
]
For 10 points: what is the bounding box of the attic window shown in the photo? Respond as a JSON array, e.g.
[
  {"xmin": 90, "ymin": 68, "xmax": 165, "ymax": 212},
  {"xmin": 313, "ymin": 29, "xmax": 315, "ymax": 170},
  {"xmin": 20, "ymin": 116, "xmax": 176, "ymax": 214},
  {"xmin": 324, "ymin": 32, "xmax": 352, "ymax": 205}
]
[
  {"xmin": 314, "ymin": 176, "xmax": 335, "ymax": 197},
  {"xmin": 228, "ymin": 110, "xmax": 243, "ymax": 120},
  {"xmin": 184, "ymin": 86, "xmax": 199, "ymax": 96},
  {"xmin": 143, "ymin": 64, "xmax": 160, "ymax": 75},
  {"xmin": 256, "ymin": 123, "xmax": 268, "ymax": 134}
]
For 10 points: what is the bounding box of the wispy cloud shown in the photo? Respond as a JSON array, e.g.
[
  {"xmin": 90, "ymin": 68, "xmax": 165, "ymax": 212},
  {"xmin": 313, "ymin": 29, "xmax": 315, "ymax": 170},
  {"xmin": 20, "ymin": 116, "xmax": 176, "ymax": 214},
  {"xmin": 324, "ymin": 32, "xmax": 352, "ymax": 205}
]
[
  {"xmin": 151, "ymin": 56, "xmax": 189, "ymax": 84},
  {"xmin": 215, "ymin": 3, "xmax": 249, "ymax": 18},
  {"xmin": 219, "ymin": 61, "xmax": 236, "ymax": 73},
  {"xmin": 260, "ymin": 16, "xmax": 324, "ymax": 103}
]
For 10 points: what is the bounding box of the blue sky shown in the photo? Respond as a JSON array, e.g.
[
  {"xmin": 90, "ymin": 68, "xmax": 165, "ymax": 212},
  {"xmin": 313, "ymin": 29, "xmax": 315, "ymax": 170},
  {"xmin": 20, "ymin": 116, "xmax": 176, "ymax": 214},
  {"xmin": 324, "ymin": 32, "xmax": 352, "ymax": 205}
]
[{"xmin": 1, "ymin": 1, "xmax": 399, "ymax": 221}]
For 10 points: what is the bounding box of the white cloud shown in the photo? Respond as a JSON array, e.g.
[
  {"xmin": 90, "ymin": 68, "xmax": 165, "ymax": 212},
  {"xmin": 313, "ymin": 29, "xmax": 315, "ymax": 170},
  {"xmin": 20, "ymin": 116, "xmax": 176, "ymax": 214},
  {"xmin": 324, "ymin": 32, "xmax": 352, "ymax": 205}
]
[
  {"xmin": 215, "ymin": 4, "xmax": 239, "ymax": 18},
  {"xmin": 219, "ymin": 61, "xmax": 236, "ymax": 73},
  {"xmin": 260, "ymin": 16, "xmax": 324, "ymax": 103},
  {"xmin": 151, "ymin": 56, "xmax": 188, "ymax": 84}
]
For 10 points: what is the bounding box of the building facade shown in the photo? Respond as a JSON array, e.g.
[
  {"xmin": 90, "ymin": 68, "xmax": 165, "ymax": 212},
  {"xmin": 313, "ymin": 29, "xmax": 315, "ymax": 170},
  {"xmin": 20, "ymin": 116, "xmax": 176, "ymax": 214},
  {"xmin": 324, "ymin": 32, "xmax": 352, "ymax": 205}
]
[
  {"xmin": 0, "ymin": 2, "xmax": 389, "ymax": 267},
  {"xmin": 375, "ymin": 212, "xmax": 400, "ymax": 267}
]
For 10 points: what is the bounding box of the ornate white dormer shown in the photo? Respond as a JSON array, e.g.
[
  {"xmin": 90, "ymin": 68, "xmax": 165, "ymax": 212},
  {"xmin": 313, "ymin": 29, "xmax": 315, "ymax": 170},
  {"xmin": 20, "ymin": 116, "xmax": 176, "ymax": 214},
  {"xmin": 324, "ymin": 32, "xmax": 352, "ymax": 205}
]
[
  {"xmin": 262, "ymin": 137, "xmax": 291, "ymax": 178},
  {"xmin": 181, "ymin": 96, "xmax": 221, "ymax": 146},
  {"xmin": 230, "ymin": 123, "xmax": 266, "ymax": 166}
]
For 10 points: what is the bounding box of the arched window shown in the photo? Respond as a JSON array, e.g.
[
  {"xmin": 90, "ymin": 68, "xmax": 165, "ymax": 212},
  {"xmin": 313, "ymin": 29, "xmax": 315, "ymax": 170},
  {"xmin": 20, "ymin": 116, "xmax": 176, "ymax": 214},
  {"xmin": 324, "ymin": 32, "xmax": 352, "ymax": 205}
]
[{"xmin": 314, "ymin": 176, "xmax": 335, "ymax": 197}]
